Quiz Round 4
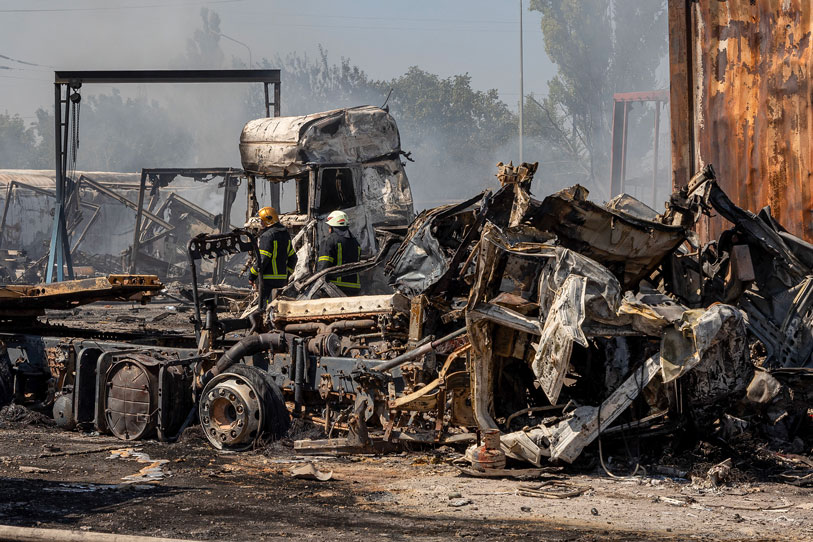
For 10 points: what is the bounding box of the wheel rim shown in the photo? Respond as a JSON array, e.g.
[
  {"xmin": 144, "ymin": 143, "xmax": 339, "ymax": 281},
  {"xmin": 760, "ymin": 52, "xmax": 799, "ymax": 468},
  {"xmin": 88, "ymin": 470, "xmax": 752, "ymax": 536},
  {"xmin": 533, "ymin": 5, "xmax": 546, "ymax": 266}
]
[{"xmin": 199, "ymin": 373, "xmax": 263, "ymax": 450}]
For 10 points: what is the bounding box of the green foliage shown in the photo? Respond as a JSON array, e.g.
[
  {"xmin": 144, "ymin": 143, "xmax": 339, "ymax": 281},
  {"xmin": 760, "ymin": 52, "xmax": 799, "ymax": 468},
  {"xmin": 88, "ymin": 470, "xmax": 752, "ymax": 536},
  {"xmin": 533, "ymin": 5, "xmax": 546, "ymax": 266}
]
[
  {"xmin": 28, "ymin": 91, "xmax": 193, "ymax": 172},
  {"xmin": 384, "ymin": 67, "xmax": 515, "ymax": 165},
  {"xmin": 75, "ymin": 91, "xmax": 193, "ymax": 171},
  {"xmin": 0, "ymin": 112, "xmax": 38, "ymax": 168},
  {"xmin": 528, "ymin": 0, "xmax": 668, "ymax": 195}
]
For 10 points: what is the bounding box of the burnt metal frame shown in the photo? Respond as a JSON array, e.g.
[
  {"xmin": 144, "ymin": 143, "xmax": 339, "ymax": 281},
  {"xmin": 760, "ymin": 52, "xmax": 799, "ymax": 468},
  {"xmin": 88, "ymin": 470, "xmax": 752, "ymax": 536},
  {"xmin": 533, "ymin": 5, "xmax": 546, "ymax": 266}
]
[
  {"xmin": 609, "ymin": 90, "xmax": 669, "ymax": 205},
  {"xmin": 47, "ymin": 69, "xmax": 281, "ymax": 283},
  {"xmin": 128, "ymin": 168, "xmax": 244, "ymax": 287},
  {"xmin": 0, "ymin": 180, "xmax": 100, "ymax": 255}
]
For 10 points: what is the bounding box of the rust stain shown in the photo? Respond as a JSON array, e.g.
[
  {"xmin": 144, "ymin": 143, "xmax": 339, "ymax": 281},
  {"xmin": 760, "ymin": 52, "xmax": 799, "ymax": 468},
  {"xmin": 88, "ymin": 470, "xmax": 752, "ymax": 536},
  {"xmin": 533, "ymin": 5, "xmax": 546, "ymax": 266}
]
[{"xmin": 671, "ymin": 0, "xmax": 813, "ymax": 242}]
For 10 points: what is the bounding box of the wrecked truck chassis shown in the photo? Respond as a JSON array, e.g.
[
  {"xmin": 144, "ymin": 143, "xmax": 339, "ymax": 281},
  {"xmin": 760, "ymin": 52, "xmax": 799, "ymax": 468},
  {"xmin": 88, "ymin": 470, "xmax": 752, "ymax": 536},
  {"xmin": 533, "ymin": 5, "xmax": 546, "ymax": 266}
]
[
  {"xmin": 0, "ymin": 322, "xmax": 421, "ymax": 450},
  {"xmin": 4, "ymin": 162, "xmax": 805, "ymax": 469},
  {"xmin": 0, "ymin": 333, "xmax": 201, "ymax": 440}
]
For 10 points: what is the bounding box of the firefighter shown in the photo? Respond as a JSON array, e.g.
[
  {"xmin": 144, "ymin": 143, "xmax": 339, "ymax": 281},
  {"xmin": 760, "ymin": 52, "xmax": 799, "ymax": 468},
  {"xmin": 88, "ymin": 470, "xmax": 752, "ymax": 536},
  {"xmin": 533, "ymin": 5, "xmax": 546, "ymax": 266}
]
[
  {"xmin": 316, "ymin": 210, "xmax": 361, "ymax": 295},
  {"xmin": 249, "ymin": 206, "xmax": 296, "ymax": 304}
]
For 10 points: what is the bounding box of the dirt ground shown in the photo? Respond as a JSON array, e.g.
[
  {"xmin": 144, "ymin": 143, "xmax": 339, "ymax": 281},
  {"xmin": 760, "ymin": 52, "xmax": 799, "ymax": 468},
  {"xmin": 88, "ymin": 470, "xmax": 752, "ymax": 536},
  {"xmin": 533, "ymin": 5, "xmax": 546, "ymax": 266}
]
[{"xmin": 0, "ymin": 423, "xmax": 811, "ymax": 542}]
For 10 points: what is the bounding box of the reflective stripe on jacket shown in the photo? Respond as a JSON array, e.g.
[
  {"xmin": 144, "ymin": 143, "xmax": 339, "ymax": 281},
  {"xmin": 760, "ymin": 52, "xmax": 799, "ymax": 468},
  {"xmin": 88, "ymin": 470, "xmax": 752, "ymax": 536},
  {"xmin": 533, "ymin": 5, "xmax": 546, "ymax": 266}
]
[
  {"xmin": 250, "ymin": 223, "xmax": 296, "ymax": 288},
  {"xmin": 316, "ymin": 228, "xmax": 361, "ymax": 289}
]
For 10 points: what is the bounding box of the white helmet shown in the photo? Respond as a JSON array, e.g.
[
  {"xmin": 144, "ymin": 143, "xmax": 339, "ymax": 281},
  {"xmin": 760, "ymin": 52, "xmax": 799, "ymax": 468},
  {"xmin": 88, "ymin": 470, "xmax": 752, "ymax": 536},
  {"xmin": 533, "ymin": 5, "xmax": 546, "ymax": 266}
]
[{"xmin": 326, "ymin": 210, "xmax": 349, "ymax": 227}]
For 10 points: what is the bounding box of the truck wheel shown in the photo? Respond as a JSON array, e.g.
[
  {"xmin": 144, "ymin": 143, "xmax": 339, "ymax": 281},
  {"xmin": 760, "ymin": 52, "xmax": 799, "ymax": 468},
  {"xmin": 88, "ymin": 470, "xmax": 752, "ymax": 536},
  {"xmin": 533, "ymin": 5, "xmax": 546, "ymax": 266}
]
[
  {"xmin": 0, "ymin": 347, "xmax": 12, "ymax": 408},
  {"xmin": 199, "ymin": 364, "xmax": 289, "ymax": 451}
]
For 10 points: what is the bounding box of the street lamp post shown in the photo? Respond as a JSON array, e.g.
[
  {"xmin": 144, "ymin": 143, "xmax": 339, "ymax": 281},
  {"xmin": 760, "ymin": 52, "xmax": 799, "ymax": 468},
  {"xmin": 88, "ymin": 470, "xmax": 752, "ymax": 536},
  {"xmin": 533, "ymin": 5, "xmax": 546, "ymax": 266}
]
[
  {"xmin": 519, "ymin": 0, "xmax": 524, "ymax": 164},
  {"xmin": 216, "ymin": 32, "xmax": 252, "ymax": 68}
]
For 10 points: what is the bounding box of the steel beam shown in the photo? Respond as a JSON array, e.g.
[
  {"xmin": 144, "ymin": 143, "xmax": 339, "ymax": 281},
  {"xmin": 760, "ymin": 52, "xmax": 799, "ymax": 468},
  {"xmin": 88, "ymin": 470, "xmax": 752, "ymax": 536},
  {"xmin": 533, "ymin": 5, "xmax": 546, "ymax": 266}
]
[
  {"xmin": 54, "ymin": 69, "xmax": 279, "ymax": 84},
  {"xmin": 46, "ymin": 70, "xmax": 280, "ymax": 282}
]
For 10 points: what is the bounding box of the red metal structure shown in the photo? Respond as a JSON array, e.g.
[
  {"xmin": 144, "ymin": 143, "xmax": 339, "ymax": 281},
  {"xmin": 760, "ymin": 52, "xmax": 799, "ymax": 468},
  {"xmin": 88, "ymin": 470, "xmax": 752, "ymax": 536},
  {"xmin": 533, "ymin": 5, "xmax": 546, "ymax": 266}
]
[
  {"xmin": 668, "ymin": 0, "xmax": 813, "ymax": 242},
  {"xmin": 609, "ymin": 90, "xmax": 669, "ymax": 206}
]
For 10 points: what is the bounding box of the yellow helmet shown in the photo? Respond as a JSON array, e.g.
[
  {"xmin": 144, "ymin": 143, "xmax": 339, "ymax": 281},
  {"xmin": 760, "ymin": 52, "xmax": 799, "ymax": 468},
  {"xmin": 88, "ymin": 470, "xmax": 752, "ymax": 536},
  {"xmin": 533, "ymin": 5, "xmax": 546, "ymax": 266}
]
[{"xmin": 258, "ymin": 206, "xmax": 279, "ymax": 226}]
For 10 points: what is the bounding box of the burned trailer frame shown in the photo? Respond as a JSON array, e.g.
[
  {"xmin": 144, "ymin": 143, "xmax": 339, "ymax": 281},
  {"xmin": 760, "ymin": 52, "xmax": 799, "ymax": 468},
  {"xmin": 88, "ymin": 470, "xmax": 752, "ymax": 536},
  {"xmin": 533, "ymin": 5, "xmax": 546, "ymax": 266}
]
[
  {"xmin": 0, "ymin": 169, "xmax": 248, "ymax": 283},
  {"xmin": 0, "ymin": 179, "xmax": 102, "ymax": 279},
  {"xmin": 125, "ymin": 168, "xmax": 245, "ymax": 283},
  {"xmin": 0, "ymin": 274, "xmax": 206, "ymax": 441}
]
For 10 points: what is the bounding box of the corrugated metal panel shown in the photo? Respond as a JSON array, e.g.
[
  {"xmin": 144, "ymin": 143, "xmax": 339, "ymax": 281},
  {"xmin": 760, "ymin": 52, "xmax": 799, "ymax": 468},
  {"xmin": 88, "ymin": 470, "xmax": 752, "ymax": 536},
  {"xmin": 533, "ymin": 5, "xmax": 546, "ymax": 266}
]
[{"xmin": 669, "ymin": 0, "xmax": 813, "ymax": 241}]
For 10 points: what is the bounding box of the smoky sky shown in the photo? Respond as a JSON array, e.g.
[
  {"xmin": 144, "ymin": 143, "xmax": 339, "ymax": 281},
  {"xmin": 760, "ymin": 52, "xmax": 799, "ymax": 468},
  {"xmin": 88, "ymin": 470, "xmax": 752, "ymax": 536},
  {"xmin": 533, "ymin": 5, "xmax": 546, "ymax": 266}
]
[{"xmin": 0, "ymin": 0, "xmax": 670, "ymax": 211}]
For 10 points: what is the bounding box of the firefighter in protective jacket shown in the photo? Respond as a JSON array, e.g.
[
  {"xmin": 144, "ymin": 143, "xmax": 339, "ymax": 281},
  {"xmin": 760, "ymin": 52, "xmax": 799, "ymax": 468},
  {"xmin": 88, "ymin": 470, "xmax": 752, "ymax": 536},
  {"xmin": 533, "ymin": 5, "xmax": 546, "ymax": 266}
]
[
  {"xmin": 249, "ymin": 206, "xmax": 296, "ymax": 302},
  {"xmin": 316, "ymin": 210, "xmax": 361, "ymax": 295}
]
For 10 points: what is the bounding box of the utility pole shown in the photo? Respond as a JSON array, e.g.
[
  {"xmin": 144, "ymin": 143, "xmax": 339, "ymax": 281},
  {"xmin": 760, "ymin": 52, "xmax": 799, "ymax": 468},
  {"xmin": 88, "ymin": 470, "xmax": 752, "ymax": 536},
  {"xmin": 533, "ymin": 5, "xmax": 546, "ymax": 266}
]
[{"xmin": 519, "ymin": 0, "xmax": 524, "ymax": 164}]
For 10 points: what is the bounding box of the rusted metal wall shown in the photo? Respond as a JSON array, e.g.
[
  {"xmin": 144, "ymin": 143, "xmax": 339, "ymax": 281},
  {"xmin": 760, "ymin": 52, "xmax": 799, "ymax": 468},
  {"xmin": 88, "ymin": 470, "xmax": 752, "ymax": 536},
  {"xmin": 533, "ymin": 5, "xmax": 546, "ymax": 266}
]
[{"xmin": 669, "ymin": 0, "xmax": 813, "ymax": 242}]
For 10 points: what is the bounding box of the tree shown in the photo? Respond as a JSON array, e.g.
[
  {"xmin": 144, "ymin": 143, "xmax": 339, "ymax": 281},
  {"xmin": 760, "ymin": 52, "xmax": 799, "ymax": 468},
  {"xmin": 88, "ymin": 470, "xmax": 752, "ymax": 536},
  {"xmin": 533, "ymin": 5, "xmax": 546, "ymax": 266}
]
[
  {"xmin": 528, "ymin": 0, "xmax": 668, "ymax": 198},
  {"xmin": 29, "ymin": 91, "xmax": 193, "ymax": 172},
  {"xmin": 185, "ymin": 8, "xmax": 225, "ymax": 68},
  {"xmin": 381, "ymin": 67, "xmax": 517, "ymax": 204},
  {"xmin": 0, "ymin": 112, "xmax": 37, "ymax": 168}
]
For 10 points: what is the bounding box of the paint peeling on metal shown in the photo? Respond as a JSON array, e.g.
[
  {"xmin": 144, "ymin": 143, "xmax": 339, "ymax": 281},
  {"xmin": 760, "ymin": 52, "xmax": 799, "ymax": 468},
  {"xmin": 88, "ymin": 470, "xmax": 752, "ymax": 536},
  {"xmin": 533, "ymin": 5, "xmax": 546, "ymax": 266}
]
[{"xmin": 670, "ymin": 0, "xmax": 813, "ymax": 242}]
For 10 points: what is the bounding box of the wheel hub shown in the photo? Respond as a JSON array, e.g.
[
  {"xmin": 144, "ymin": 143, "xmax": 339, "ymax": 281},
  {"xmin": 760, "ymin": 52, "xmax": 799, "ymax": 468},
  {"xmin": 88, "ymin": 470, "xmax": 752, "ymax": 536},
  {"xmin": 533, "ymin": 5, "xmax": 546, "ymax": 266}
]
[{"xmin": 200, "ymin": 374, "xmax": 262, "ymax": 450}]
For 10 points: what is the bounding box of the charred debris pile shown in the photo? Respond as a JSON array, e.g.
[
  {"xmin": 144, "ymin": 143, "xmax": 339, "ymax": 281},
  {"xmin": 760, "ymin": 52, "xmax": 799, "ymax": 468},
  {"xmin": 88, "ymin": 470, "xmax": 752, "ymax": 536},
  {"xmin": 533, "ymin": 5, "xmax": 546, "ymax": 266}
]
[
  {"xmin": 1, "ymin": 161, "xmax": 811, "ymax": 483},
  {"xmin": 295, "ymin": 161, "xmax": 811, "ymax": 475}
]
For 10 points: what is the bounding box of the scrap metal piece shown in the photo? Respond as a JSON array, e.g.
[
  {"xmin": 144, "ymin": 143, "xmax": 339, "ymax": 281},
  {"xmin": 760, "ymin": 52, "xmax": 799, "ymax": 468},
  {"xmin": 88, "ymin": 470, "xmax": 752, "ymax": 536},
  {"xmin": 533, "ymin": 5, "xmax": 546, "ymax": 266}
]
[
  {"xmin": 531, "ymin": 274, "xmax": 588, "ymax": 405},
  {"xmin": 290, "ymin": 462, "xmax": 333, "ymax": 481},
  {"xmin": 510, "ymin": 185, "xmax": 688, "ymax": 288},
  {"xmin": 660, "ymin": 304, "xmax": 746, "ymax": 383},
  {"xmin": 547, "ymin": 353, "xmax": 662, "ymax": 463},
  {"xmin": 0, "ymin": 274, "xmax": 162, "ymax": 319}
]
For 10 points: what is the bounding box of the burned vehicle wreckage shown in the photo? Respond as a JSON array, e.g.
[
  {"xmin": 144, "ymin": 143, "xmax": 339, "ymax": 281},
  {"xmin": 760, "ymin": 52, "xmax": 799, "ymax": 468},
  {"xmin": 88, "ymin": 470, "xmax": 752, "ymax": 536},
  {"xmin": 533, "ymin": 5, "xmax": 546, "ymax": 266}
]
[{"xmin": 1, "ymin": 105, "xmax": 810, "ymax": 471}]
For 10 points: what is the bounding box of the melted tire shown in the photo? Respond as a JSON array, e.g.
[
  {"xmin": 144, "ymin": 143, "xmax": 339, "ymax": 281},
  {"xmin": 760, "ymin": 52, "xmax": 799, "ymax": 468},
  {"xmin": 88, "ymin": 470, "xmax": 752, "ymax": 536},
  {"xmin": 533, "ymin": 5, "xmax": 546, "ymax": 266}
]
[
  {"xmin": 0, "ymin": 347, "xmax": 12, "ymax": 408},
  {"xmin": 228, "ymin": 364, "xmax": 290, "ymax": 441},
  {"xmin": 199, "ymin": 364, "xmax": 289, "ymax": 451}
]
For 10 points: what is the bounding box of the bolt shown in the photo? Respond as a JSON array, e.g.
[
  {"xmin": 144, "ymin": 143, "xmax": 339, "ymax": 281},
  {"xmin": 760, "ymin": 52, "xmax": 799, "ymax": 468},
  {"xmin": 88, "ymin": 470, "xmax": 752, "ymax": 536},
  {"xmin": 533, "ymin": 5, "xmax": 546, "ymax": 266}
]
[
  {"xmin": 229, "ymin": 393, "xmax": 236, "ymax": 401},
  {"xmin": 237, "ymin": 420, "xmax": 243, "ymax": 427},
  {"xmin": 209, "ymin": 428, "xmax": 216, "ymax": 436},
  {"xmin": 203, "ymin": 416, "xmax": 209, "ymax": 424},
  {"xmin": 236, "ymin": 405, "xmax": 244, "ymax": 414},
  {"xmin": 220, "ymin": 433, "xmax": 226, "ymax": 442},
  {"xmin": 230, "ymin": 430, "xmax": 237, "ymax": 438},
  {"xmin": 219, "ymin": 389, "xmax": 226, "ymax": 396}
]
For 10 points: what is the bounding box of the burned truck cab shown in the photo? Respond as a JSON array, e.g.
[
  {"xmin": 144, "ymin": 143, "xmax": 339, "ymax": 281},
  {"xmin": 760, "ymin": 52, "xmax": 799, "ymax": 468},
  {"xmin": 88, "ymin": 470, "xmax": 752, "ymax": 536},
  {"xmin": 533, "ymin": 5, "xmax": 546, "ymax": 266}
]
[{"xmin": 239, "ymin": 106, "xmax": 415, "ymax": 290}]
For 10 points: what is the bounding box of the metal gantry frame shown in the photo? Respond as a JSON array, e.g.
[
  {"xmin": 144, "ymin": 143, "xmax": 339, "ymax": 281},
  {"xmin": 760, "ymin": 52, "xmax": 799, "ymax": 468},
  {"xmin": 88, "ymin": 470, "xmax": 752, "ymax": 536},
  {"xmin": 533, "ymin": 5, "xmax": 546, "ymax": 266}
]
[
  {"xmin": 609, "ymin": 90, "xmax": 669, "ymax": 206},
  {"xmin": 47, "ymin": 69, "xmax": 281, "ymax": 283}
]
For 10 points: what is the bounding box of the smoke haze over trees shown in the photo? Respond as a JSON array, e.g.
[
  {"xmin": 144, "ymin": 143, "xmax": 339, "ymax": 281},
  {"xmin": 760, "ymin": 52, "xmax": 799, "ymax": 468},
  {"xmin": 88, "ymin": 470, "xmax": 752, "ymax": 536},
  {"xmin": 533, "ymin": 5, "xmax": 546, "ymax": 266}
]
[
  {"xmin": 0, "ymin": 2, "xmax": 669, "ymax": 208},
  {"xmin": 527, "ymin": 0, "xmax": 669, "ymax": 201}
]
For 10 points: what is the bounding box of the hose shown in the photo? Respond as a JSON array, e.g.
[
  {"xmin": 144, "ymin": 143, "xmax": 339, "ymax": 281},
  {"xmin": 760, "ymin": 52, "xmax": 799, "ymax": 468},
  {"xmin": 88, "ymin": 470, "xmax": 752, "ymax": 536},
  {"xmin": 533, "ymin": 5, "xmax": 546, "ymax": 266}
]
[{"xmin": 200, "ymin": 331, "xmax": 286, "ymax": 388}]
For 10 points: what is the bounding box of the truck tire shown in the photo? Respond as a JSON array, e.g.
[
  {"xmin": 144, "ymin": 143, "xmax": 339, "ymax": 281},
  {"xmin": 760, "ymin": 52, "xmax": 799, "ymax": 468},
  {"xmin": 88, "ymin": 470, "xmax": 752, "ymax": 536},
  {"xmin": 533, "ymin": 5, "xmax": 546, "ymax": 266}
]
[
  {"xmin": 199, "ymin": 363, "xmax": 290, "ymax": 451},
  {"xmin": 0, "ymin": 347, "xmax": 12, "ymax": 408}
]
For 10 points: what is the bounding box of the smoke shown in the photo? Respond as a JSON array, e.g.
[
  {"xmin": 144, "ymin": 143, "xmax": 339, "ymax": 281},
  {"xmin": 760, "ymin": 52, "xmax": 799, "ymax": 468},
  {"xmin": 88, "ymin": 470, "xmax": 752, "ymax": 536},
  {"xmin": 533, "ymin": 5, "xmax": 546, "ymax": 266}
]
[{"xmin": 1, "ymin": 1, "xmax": 670, "ymax": 222}]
